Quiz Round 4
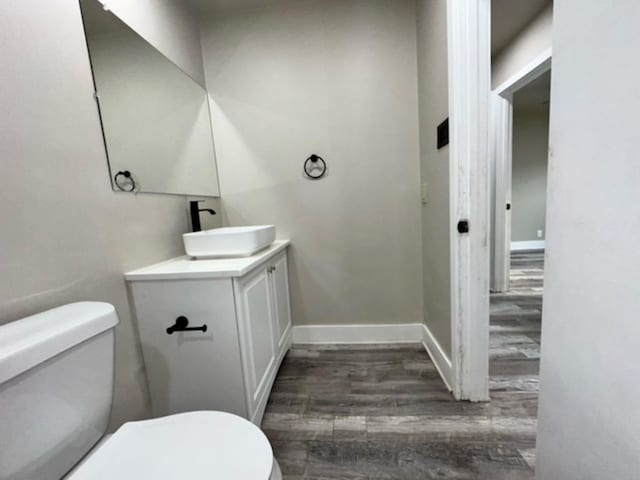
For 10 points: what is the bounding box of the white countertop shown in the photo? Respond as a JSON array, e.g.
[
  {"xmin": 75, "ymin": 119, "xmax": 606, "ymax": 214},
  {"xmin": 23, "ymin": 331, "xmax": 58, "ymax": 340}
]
[{"xmin": 125, "ymin": 241, "xmax": 290, "ymax": 281}]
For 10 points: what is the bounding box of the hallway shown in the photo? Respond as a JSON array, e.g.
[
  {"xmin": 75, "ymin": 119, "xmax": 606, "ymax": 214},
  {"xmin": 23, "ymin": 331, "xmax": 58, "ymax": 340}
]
[
  {"xmin": 262, "ymin": 253, "xmax": 543, "ymax": 479},
  {"xmin": 489, "ymin": 250, "xmax": 544, "ymax": 470}
]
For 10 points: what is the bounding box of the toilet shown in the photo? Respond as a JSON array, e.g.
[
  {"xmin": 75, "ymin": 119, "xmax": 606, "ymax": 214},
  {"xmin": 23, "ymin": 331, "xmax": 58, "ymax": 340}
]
[{"xmin": 0, "ymin": 302, "xmax": 281, "ymax": 480}]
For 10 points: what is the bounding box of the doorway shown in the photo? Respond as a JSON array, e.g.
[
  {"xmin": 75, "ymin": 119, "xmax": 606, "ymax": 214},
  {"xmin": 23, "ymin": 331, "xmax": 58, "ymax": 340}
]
[
  {"xmin": 488, "ymin": 60, "xmax": 551, "ymax": 471},
  {"xmin": 490, "ymin": 50, "xmax": 551, "ymax": 293},
  {"xmin": 510, "ymin": 71, "xmax": 550, "ymax": 254}
]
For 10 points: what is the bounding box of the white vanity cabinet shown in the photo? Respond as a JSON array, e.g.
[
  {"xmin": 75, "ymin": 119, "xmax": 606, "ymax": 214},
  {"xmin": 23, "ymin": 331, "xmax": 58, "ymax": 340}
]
[
  {"xmin": 125, "ymin": 242, "xmax": 292, "ymax": 425},
  {"xmin": 235, "ymin": 256, "xmax": 292, "ymax": 417}
]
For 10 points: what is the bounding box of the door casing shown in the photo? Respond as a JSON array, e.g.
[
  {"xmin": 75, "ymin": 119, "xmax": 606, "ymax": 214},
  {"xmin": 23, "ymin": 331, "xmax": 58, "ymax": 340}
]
[{"xmin": 447, "ymin": 0, "xmax": 491, "ymax": 401}]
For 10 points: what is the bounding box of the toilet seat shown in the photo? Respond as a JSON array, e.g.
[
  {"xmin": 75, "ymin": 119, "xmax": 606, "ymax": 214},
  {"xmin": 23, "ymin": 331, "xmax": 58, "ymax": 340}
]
[{"xmin": 67, "ymin": 411, "xmax": 274, "ymax": 479}]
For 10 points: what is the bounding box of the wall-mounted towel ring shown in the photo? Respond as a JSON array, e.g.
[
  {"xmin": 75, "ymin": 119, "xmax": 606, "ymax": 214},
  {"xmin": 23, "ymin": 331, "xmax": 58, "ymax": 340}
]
[
  {"xmin": 114, "ymin": 170, "xmax": 136, "ymax": 192},
  {"xmin": 304, "ymin": 154, "xmax": 327, "ymax": 180}
]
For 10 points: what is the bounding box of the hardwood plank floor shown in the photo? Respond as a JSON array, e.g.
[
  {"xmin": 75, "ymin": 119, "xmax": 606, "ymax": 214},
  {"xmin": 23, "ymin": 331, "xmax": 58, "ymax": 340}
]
[{"xmin": 263, "ymin": 251, "xmax": 544, "ymax": 479}]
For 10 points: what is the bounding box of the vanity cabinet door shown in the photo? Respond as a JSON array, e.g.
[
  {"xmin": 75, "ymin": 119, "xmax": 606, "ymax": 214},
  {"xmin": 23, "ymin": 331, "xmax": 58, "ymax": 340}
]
[
  {"xmin": 129, "ymin": 278, "xmax": 247, "ymax": 419},
  {"xmin": 269, "ymin": 252, "xmax": 292, "ymax": 352},
  {"xmin": 234, "ymin": 266, "xmax": 277, "ymax": 420}
]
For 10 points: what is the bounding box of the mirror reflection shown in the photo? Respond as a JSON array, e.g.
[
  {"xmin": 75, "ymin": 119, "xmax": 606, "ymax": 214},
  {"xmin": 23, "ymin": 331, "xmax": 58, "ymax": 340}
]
[{"xmin": 80, "ymin": 0, "xmax": 220, "ymax": 196}]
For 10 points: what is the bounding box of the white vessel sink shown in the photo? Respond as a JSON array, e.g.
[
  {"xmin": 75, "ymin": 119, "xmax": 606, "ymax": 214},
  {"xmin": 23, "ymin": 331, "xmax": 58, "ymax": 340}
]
[{"xmin": 183, "ymin": 225, "xmax": 275, "ymax": 258}]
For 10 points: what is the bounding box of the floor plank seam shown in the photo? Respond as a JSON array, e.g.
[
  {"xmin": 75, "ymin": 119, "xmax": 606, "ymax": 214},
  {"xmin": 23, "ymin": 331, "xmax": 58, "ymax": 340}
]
[{"xmin": 265, "ymin": 251, "xmax": 543, "ymax": 479}]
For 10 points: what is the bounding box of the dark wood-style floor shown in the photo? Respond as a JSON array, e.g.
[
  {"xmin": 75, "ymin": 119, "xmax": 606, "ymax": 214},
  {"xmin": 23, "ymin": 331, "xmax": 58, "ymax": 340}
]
[{"xmin": 263, "ymin": 251, "xmax": 544, "ymax": 479}]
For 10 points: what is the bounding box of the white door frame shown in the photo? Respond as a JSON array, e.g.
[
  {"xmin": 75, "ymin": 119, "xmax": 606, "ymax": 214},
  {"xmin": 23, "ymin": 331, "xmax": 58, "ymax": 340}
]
[
  {"xmin": 490, "ymin": 48, "xmax": 552, "ymax": 292},
  {"xmin": 447, "ymin": 0, "xmax": 491, "ymax": 401}
]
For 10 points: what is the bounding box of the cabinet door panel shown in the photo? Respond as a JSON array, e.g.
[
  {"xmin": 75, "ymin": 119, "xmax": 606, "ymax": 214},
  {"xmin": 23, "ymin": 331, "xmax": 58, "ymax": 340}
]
[
  {"xmin": 236, "ymin": 267, "xmax": 276, "ymax": 411},
  {"xmin": 271, "ymin": 253, "xmax": 292, "ymax": 351},
  {"xmin": 130, "ymin": 279, "xmax": 246, "ymax": 418}
]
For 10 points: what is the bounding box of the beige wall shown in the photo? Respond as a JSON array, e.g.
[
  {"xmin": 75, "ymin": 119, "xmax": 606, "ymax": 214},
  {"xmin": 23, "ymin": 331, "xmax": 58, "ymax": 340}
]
[
  {"xmin": 416, "ymin": 0, "xmax": 451, "ymax": 357},
  {"xmin": 0, "ymin": 0, "xmax": 216, "ymax": 430},
  {"xmin": 492, "ymin": 2, "xmax": 552, "ymax": 89},
  {"xmin": 536, "ymin": 1, "xmax": 640, "ymax": 477},
  {"xmin": 200, "ymin": 0, "xmax": 424, "ymax": 327},
  {"xmin": 104, "ymin": 0, "xmax": 206, "ymax": 85},
  {"xmin": 511, "ymin": 104, "xmax": 549, "ymax": 242}
]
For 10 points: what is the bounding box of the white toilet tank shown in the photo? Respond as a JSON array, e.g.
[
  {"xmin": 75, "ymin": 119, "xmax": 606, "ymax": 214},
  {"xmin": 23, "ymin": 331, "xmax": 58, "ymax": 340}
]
[{"xmin": 0, "ymin": 302, "xmax": 118, "ymax": 480}]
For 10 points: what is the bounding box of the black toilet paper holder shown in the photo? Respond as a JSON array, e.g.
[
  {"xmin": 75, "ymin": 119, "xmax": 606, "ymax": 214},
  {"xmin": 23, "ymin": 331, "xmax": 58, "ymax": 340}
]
[{"xmin": 166, "ymin": 316, "xmax": 208, "ymax": 334}]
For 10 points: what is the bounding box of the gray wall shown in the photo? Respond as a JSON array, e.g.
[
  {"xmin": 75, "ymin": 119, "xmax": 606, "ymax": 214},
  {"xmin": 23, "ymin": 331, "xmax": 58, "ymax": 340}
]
[
  {"xmin": 0, "ymin": 0, "xmax": 212, "ymax": 430},
  {"xmin": 511, "ymin": 104, "xmax": 549, "ymax": 242},
  {"xmin": 416, "ymin": 0, "xmax": 451, "ymax": 357},
  {"xmin": 536, "ymin": 1, "xmax": 640, "ymax": 478},
  {"xmin": 199, "ymin": 0, "xmax": 424, "ymax": 327},
  {"xmin": 492, "ymin": 2, "xmax": 552, "ymax": 88}
]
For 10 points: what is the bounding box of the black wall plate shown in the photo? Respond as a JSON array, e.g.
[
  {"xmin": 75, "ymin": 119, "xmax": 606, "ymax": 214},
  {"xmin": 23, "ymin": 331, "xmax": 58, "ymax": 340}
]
[{"xmin": 437, "ymin": 118, "xmax": 449, "ymax": 150}]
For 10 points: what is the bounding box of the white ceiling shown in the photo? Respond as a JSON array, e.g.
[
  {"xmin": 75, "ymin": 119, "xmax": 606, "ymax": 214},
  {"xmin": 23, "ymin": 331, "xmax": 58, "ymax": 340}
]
[{"xmin": 491, "ymin": 0, "xmax": 551, "ymax": 55}]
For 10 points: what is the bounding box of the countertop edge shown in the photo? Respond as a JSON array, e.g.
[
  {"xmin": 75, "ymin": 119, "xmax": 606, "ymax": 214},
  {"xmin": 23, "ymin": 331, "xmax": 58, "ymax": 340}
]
[{"xmin": 124, "ymin": 240, "xmax": 290, "ymax": 281}]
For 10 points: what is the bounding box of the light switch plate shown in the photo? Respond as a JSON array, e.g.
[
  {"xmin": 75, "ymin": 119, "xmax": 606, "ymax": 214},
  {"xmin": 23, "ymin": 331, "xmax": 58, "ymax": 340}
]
[{"xmin": 421, "ymin": 183, "xmax": 429, "ymax": 204}]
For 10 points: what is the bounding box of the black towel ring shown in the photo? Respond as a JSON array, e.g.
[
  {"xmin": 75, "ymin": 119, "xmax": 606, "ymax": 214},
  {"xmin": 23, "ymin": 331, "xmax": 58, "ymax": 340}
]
[
  {"xmin": 114, "ymin": 170, "xmax": 136, "ymax": 192},
  {"xmin": 304, "ymin": 154, "xmax": 327, "ymax": 180}
]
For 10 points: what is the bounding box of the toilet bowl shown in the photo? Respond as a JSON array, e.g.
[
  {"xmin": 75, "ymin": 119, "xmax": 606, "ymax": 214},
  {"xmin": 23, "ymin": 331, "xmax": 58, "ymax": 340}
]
[
  {"xmin": 66, "ymin": 411, "xmax": 279, "ymax": 479},
  {"xmin": 0, "ymin": 302, "xmax": 281, "ymax": 480}
]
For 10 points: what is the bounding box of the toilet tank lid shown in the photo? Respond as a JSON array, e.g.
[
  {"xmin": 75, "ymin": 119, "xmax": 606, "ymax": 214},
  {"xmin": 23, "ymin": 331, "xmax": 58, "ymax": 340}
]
[{"xmin": 0, "ymin": 302, "xmax": 118, "ymax": 385}]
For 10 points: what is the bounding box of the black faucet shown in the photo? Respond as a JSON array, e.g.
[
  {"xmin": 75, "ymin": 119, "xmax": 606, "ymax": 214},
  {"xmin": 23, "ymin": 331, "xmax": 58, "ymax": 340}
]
[{"xmin": 189, "ymin": 200, "xmax": 216, "ymax": 232}]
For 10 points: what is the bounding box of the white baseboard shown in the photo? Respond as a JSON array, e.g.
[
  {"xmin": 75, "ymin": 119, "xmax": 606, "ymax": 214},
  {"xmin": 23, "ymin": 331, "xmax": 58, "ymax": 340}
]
[
  {"xmin": 511, "ymin": 240, "xmax": 545, "ymax": 251},
  {"xmin": 420, "ymin": 324, "xmax": 453, "ymax": 392},
  {"xmin": 291, "ymin": 323, "xmax": 453, "ymax": 392},
  {"xmin": 292, "ymin": 323, "xmax": 423, "ymax": 344}
]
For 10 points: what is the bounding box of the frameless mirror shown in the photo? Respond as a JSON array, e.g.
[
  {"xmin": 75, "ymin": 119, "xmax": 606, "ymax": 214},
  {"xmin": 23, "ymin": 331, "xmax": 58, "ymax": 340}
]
[{"xmin": 80, "ymin": 0, "xmax": 220, "ymax": 196}]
